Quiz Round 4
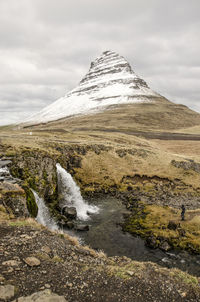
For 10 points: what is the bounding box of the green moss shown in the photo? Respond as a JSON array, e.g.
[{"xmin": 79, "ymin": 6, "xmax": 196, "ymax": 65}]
[
  {"xmin": 5, "ymin": 150, "xmax": 16, "ymax": 157},
  {"xmin": 170, "ymin": 270, "xmax": 198, "ymax": 287},
  {"xmin": 51, "ymin": 255, "xmax": 63, "ymax": 263},
  {"xmin": 22, "ymin": 186, "xmax": 38, "ymax": 217},
  {"xmin": 43, "ymin": 170, "xmax": 48, "ymax": 181},
  {"xmin": 9, "ymin": 220, "xmax": 31, "ymax": 227}
]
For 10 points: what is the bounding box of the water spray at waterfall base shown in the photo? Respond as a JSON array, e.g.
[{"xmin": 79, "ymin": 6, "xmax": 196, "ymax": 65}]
[{"xmin": 56, "ymin": 163, "xmax": 99, "ymax": 220}]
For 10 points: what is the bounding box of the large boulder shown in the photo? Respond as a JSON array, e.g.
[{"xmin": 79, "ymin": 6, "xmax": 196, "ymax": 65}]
[
  {"xmin": 145, "ymin": 236, "xmax": 158, "ymax": 249},
  {"xmin": 0, "ymin": 284, "xmax": 15, "ymax": 300},
  {"xmin": 75, "ymin": 224, "xmax": 89, "ymax": 231},
  {"xmin": 168, "ymin": 220, "xmax": 179, "ymax": 230},
  {"xmin": 159, "ymin": 241, "xmax": 171, "ymax": 252},
  {"xmin": 62, "ymin": 206, "xmax": 77, "ymax": 220}
]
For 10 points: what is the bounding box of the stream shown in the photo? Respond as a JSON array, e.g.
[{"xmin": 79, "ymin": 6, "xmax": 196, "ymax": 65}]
[{"xmin": 65, "ymin": 196, "xmax": 200, "ymax": 277}]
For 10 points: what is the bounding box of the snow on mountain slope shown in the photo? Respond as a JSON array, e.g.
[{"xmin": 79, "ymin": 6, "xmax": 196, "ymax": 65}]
[{"xmin": 24, "ymin": 50, "xmax": 160, "ymax": 124}]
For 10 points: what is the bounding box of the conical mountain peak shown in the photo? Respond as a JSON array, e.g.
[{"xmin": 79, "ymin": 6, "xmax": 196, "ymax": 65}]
[
  {"xmin": 80, "ymin": 50, "xmax": 135, "ymax": 86},
  {"xmin": 24, "ymin": 51, "xmax": 159, "ymax": 125}
]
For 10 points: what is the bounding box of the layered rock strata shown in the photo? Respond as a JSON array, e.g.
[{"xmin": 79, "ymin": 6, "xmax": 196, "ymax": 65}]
[{"xmin": 24, "ymin": 50, "xmax": 159, "ymax": 125}]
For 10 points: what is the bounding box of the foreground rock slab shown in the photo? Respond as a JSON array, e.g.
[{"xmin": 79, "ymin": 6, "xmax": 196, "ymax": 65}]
[
  {"xmin": 13, "ymin": 289, "xmax": 67, "ymax": 302},
  {"xmin": 0, "ymin": 284, "xmax": 15, "ymax": 300}
]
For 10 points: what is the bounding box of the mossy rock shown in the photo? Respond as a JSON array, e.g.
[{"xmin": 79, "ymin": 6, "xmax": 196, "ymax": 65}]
[{"xmin": 22, "ymin": 186, "xmax": 38, "ymax": 217}]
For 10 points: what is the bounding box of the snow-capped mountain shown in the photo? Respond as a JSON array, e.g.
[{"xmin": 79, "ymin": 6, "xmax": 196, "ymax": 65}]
[{"xmin": 24, "ymin": 50, "xmax": 160, "ymax": 125}]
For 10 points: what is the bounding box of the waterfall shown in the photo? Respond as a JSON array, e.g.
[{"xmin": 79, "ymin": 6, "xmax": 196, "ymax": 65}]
[
  {"xmin": 32, "ymin": 190, "xmax": 58, "ymax": 231},
  {"xmin": 56, "ymin": 163, "xmax": 99, "ymax": 220}
]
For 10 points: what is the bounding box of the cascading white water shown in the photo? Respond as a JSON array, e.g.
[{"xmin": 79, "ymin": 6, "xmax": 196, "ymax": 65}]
[
  {"xmin": 32, "ymin": 190, "xmax": 58, "ymax": 231},
  {"xmin": 56, "ymin": 163, "xmax": 99, "ymax": 220},
  {"xmin": 0, "ymin": 166, "xmax": 10, "ymax": 176}
]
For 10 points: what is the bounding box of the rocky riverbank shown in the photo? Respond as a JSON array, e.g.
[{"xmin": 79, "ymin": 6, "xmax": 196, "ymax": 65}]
[{"xmin": 122, "ymin": 203, "xmax": 200, "ymax": 254}]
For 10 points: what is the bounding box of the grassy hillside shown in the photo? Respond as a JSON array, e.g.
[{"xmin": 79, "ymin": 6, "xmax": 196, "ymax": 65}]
[
  {"xmin": 21, "ymin": 96, "xmax": 200, "ymax": 133},
  {"xmin": 1, "ymin": 98, "xmax": 200, "ymax": 255}
]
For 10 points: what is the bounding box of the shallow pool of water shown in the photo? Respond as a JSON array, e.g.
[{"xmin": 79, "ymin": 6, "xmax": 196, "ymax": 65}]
[{"xmin": 65, "ymin": 196, "xmax": 200, "ymax": 276}]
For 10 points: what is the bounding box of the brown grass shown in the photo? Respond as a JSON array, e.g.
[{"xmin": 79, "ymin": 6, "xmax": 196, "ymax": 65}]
[{"xmin": 1, "ymin": 101, "xmax": 200, "ymax": 191}]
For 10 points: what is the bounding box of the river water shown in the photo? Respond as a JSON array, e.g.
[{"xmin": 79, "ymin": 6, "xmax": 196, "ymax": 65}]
[{"xmin": 66, "ymin": 196, "xmax": 200, "ymax": 277}]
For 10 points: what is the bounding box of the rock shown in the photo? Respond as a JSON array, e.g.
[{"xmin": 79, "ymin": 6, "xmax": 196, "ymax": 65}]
[
  {"xmin": 127, "ymin": 271, "xmax": 134, "ymax": 276},
  {"xmin": 171, "ymin": 159, "xmax": 200, "ymax": 174},
  {"xmin": 20, "ymin": 234, "xmax": 32, "ymax": 240},
  {"xmin": 167, "ymin": 220, "xmax": 179, "ymax": 230},
  {"xmin": 159, "ymin": 241, "xmax": 171, "ymax": 252},
  {"xmin": 66, "ymin": 221, "xmax": 75, "ymax": 229},
  {"xmin": 7, "ymin": 267, "xmax": 14, "ymax": 273},
  {"xmin": 13, "ymin": 289, "xmax": 67, "ymax": 302},
  {"xmin": 57, "ymin": 217, "xmax": 68, "ymax": 228},
  {"xmin": 24, "ymin": 257, "xmax": 41, "ymax": 267},
  {"xmin": 145, "ymin": 236, "xmax": 158, "ymax": 249},
  {"xmin": 41, "ymin": 246, "xmax": 51, "ymax": 254},
  {"xmin": 2, "ymin": 259, "xmax": 20, "ymax": 267},
  {"xmin": 0, "ymin": 182, "xmax": 28, "ymax": 218},
  {"xmin": 0, "ymin": 284, "xmax": 15, "ymax": 300},
  {"xmin": 0, "ymin": 160, "xmax": 12, "ymax": 168},
  {"xmin": 122, "ymin": 212, "xmax": 131, "ymax": 219},
  {"xmin": 45, "ymin": 284, "xmax": 51, "ymax": 289},
  {"xmin": 161, "ymin": 257, "xmax": 170, "ymax": 263},
  {"xmin": 0, "ymin": 274, "xmax": 5, "ymax": 282},
  {"xmin": 75, "ymin": 224, "xmax": 89, "ymax": 231},
  {"xmin": 62, "ymin": 206, "xmax": 77, "ymax": 220},
  {"xmin": 178, "ymin": 228, "xmax": 186, "ymax": 237}
]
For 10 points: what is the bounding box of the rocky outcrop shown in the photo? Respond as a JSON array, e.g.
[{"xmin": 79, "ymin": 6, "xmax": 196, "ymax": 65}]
[
  {"xmin": 0, "ymin": 181, "xmax": 28, "ymax": 218},
  {"xmin": 0, "ymin": 157, "xmax": 31, "ymax": 219},
  {"xmin": 120, "ymin": 174, "xmax": 200, "ymax": 210},
  {"xmin": 171, "ymin": 159, "xmax": 200, "ymax": 174},
  {"xmin": 9, "ymin": 150, "xmax": 57, "ymax": 200}
]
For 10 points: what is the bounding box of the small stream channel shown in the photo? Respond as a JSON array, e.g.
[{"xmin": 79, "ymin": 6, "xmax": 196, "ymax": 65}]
[{"xmin": 64, "ymin": 196, "xmax": 200, "ymax": 277}]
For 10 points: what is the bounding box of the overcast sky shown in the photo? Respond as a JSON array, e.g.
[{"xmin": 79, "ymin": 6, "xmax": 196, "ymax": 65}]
[{"xmin": 0, "ymin": 0, "xmax": 200, "ymax": 125}]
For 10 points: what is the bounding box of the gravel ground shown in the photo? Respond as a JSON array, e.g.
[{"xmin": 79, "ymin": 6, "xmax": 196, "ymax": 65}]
[{"xmin": 0, "ymin": 222, "xmax": 200, "ymax": 302}]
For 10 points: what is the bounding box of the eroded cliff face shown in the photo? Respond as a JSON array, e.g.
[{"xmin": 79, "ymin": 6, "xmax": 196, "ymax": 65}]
[
  {"xmin": 0, "ymin": 181, "xmax": 28, "ymax": 219},
  {"xmin": 2, "ymin": 142, "xmax": 200, "ymax": 212}
]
